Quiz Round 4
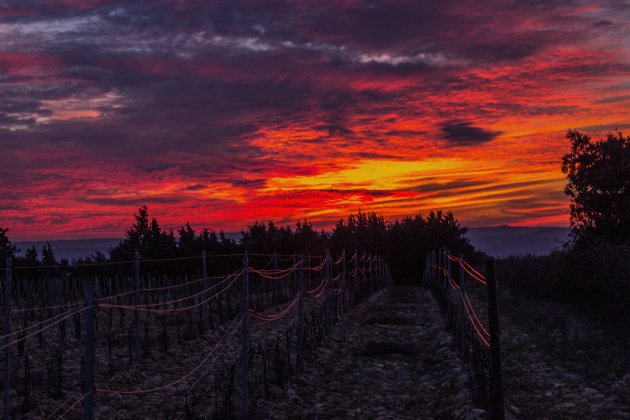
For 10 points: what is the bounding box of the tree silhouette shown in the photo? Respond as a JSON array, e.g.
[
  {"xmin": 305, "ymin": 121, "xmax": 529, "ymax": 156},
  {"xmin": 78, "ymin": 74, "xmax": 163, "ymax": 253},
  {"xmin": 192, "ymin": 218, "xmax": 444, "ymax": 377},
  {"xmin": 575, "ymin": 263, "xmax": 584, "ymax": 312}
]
[
  {"xmin": 109, "ymin": 206, "xmax": 178, "ymax": 260},
  {"xmin": 0, "ymin": 227, "xmax": 17, "ymax": 262},
  {"xmin": 24, "ymin": 246, "xmax": 39, "ymax": 265},
  {"xmin": 42, "ymin": 242, "xmax": 57, "ymax": 265},
  {"xmin": 330, "ymin": 210, "xmax": 474, "ymax": 283},
  {"xmin": 562, "ymin": 130, "xmax": 630, "ymax": 245}
]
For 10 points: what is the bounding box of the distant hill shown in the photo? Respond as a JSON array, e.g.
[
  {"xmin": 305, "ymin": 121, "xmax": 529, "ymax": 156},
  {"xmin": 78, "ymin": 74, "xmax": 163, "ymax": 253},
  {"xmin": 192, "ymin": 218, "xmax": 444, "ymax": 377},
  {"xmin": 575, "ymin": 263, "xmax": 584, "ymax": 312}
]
[
  {"xmin": 467, "ymin": 226, "xmax": 570, "ymax": 258},
  {"xmin": 15, "ymin": 238, "xmax": 121, "ymax": 262},
  {"xmin": 15, "ymin": 232, "xmax": 244, "ymax": 262},
  {"xmin": 14, "ymin": 227, "xmax": 565, "ymax": 262}
]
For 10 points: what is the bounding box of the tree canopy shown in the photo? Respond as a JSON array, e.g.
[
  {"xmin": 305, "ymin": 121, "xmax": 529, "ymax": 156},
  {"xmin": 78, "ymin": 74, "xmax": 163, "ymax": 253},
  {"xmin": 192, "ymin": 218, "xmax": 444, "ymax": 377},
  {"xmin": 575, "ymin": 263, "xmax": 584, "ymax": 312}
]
[
  {"xmin": 0, "ymin": 227, "xmax": 17, "ymax": 263},
  {"xmin": 561, "ymin": 130, "xmax": 630, "ymax": 245},
  {"xmin": 4, "ymin": 206, "xmax": 477, "ymax": 283}
]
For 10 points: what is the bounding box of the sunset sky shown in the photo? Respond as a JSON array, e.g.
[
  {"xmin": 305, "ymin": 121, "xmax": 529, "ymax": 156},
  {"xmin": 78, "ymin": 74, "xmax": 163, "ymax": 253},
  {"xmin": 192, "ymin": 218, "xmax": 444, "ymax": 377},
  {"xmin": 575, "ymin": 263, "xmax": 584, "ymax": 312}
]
[{"xmin": 1, "ymin": 0, "xmax": 629, "ymax": 240}]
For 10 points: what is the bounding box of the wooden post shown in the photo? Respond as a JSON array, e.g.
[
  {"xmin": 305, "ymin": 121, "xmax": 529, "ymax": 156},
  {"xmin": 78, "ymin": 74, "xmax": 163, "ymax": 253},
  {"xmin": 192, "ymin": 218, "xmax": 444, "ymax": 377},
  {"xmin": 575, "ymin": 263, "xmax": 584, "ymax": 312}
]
[
  {"xmin": 83, "ymin": 278, "xmax": 95, "ymax": 420},
  {"xmin": 362, "ymin": 252, "xmax": 367, "ymax": 299},
  {"xmin": 341, "ymin": 249, "xmax": 346, "ymax": 307},
  {"xmin": 431, "ymin": 250, "xmax": 435, "ymax": 287},
  {"xmin": 440, "ymin": 248, "xmax": 449, "ymax": 296},
  {"xmin": 241, "ymin": 251, "xmax": 249, "ymax": 419},
  {"xmin": 3, "ymin": 257, "xmax": 12, "ymax": 420},
  {"xmin": 297, "ymin": 254, "xmax": 304, "ymax": 372},
  {"xmin": 459, "ymin": 253, "xmax": 467, "ymax": 356},
  {"xmin": 201, "ymin": 251, "xmax": 209, "ymax": 333},
  {"xmin": 324, "ymin": 249, "xmax": 330, "ymax": 332},
  {"xmin": 368, "ymin": 252, "xmax": 373, "ymax": 295},
  {"xmin": 447, "ymin": 250, "xmax": 452, "ymax": 290},
  {"xmin": 354, "ymin": 250, "xmax": 358, "ymax": 303},
  {"xmin": 132, "ymin": 251, "xmax": 140, "ymax": 364},
  {"xmin": 292, "ymin": 253, "xmax": 296, "ymax": 298},
  {"xmin": 273, "ymin": 251, "xmax": 278, "ymax": 303},
  {"xmin": 486, "ymin": 258, "xmax": 505, "ymax": 420},
  {"xmin": 307, "ymin": 254, "xmax": 311, "ymax": 290}
]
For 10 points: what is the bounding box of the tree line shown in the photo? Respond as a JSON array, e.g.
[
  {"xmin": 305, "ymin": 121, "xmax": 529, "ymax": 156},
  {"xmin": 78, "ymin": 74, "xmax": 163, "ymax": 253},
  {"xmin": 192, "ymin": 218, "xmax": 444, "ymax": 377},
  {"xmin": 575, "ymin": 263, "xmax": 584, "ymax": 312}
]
[
  {"xmin": 500, "ymin": 129, "xmax": 630, "ymax": 323},
  {"xmin": 0, "ymin": 206, "xmax": 475, "ymax": 283}
]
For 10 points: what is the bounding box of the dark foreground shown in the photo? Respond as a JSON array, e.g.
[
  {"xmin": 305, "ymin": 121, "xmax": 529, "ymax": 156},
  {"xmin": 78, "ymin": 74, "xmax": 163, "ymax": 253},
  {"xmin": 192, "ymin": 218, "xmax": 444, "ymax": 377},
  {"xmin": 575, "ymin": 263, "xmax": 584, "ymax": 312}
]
[{"xmin": 259, "ymin": 287, "xmax": 479, "ymax": 419}]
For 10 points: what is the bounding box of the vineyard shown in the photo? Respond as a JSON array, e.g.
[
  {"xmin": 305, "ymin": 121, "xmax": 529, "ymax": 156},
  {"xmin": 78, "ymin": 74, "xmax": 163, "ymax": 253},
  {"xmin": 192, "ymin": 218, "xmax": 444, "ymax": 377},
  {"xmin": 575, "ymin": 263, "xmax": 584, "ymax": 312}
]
[
  {"xmin": 0, "ymin": 250, "xmax": 390, "ymax": 418},
  {"xmin": 2, "ymin": 245, "xmax": 629, "ymax": 419}
]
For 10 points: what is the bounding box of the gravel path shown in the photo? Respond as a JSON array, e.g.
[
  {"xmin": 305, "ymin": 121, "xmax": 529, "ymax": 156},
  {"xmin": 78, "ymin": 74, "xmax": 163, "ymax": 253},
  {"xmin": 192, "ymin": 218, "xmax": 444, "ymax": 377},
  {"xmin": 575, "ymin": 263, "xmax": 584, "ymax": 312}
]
[{"xmin": 259, "ymin": 287, "xmax": 480, "ymax": 419}]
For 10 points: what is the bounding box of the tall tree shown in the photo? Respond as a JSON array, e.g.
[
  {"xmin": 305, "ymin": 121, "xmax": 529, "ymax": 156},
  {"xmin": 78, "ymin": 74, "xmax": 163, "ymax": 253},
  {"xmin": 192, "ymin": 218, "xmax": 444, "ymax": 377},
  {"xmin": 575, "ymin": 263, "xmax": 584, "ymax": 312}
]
[
  {"xmin": 24, "ymin": 246, "xmax": 39, "ymax": 265},
  {"xmin": 109, "ymin": 206, "xmax": 178, "ymax": 260},
  {"xmin": 561, "ymin": 130, "xmax": 630, "ymax": 244},
  {"xmin": 0, "ymin": 227, "xmax": 17, "ymax": 262},
  {"xmin": 41, "ymin": 242, "xmax": 57, "ymax": 265}
]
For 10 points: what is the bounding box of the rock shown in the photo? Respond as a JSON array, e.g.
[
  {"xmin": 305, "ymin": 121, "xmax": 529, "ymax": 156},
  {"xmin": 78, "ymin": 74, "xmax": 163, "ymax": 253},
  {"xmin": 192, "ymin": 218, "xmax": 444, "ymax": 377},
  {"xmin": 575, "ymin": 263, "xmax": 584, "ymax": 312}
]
[
  {"xmin": 582, "ymin": 387, "xmax": 599, "ymax": 398},
  {"xmin": 286, "ymin": 387, "xmax": 298, "ymax": 400},
  {"xmin": 509, "ymin": 405, "xmax": 521, "ymax": 415},
  {"xmin": 465, "ymin": 408, "xmax": 488, "ymax": 419},
  {"xmin": 555, "ymin": 402, "xmax": 576, "ymax": 410}
]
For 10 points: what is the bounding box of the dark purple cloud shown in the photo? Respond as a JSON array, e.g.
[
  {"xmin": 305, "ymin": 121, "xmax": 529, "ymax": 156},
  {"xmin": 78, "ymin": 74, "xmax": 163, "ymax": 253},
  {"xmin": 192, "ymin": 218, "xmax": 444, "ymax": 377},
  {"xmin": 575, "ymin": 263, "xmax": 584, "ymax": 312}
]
[
  {"xmin": 440, "ymin": 120, "xmax": 502, "ymax": 146},
  {"xmin": 0, "ymin": 0, "xmax": 628, "ymax": 237}
]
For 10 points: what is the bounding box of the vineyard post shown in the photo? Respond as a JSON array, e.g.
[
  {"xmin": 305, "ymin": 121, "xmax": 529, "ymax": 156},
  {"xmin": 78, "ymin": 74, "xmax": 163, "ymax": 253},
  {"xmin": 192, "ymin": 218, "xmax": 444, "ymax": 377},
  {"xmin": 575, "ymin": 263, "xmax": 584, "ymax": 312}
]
[
  {"xmin": 444, "ymin": 250, "xmax": 448, "ymax": 294},
  {"xmin": 201, "ymin": 251, "xmax": 209, "ymax": 333},
  {"xmin": 486, "ymin": 258, "xmax": 505, "ymax": 420},
  {"xmin": 432, "ymin": 250, "xmax": 436, "ymax": 288},
  {"xmin": 427, "ymin": 252, "xmax": 431, "ymax": 288},
  {"xmin": 324, "ymin": 249, "xmax": 330, "ymax": 332},
  {"xmin": 436, "ymin": 249, "xmax": 439, "ymax": 288},
  {"xmin": 292, "ymin": 253, "xmax": 296, "ymax": 298},
  {"xmin": 424, "ymin": 253, "xmax": 428, "ymax": 288},
  {"xmin": 132, "ymin": 251, "xmax": 140, "ymax": 363},
  {"xmin": 297, "ymin": 254, "xmax": 304, "ymax": 372},
  {"xmin": 307, "ymin": 254, "xmax": 311, "ymax": 290},
  {"xmin": 439, "ymin": 249, "xmax": 443, "ymax": 289},
  {"xmin": 436, "ymin": 249, "xmax": 440, "ymax": 289},
  {"xmin": 342, "ymin": 249, "xmax": 346, "ymax": 306},
  {"xmin": 371, "ymin": 253, "xmax": 375, "ymax": 293},
  {"xmin": 459, "ymin": 253, "xmax": 467, "ymax": 359},
  {"xmin": 362, "ymin": 252, "xmax": 366, "ymax": 299},
  {"xmin": 447, "ymin": 250, "xmax": 452, "ymax": 289},
  {"xmin": 429, "ymin": 251, "xmax": 433, "ymax": 288},
  {"xmin": 381, "ymin": 256, "xmax": 385, "ymax": 287},
  {"xmin": 273, "ymin": 251, "xmax": 278, "ymax": 302},
  {"xmin": 353, "ymin": 250, "xmax": 358, "ymax": 303},
  {"xmin": 368, "ymin": 252, "xmax": 373, "ymax": 295},
  {"xmin": 436, "ymin": 249, "xmax": 439, "ymax": 289},
  {"xmin": 240, "ymin": 251, "xmax": 249, "ymax": 419},
  {"xmin": 3, "ymin": 257, "xmax": 12, "ymax": 420},
  {"xmin": 83, "ymin": 278, "xmax": 95, "ymax": 420}
]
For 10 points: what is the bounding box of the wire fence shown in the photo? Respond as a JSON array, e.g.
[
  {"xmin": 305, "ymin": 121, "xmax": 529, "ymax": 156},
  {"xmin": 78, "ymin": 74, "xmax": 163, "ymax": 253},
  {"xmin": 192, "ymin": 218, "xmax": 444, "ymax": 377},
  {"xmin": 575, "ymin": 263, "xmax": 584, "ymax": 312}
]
[
  {"xmin": 422, "ymin": 249, "xmax": 505, "ymax": 420},
  {"xmin": 0, "ymin": 249, "xmax": 391, "ymax": 418}
]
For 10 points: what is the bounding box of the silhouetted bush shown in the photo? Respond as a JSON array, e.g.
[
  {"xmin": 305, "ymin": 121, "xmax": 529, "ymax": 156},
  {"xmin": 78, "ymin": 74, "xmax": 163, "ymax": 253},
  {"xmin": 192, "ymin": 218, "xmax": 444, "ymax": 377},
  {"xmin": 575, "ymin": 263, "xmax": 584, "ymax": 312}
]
[{"xmin": 497, "ymin": 243, "xmax": 630, "ymax": 324}]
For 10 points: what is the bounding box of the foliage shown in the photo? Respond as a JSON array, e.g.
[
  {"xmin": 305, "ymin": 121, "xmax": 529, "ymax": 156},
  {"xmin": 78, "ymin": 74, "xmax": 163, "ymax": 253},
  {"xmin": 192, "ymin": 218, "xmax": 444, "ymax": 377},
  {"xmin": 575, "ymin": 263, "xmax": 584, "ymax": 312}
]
[
  {"xmin": 240, "ymin": 220, "xmax": 328, "ymax": 256},
  {"xmin": 497, "ymin": 243, "xmax": 630, "ymax": 324},
  {"xmin": 331, "ymin": 210, "xmax": 476, "ymax": 284},
  {"xmin": 0, "ymin": 227, "xmax": 17, "ymax": 263},
  {"xmin": 109, "ymin": 205, "xmax": 178, "ymax": 260},
  {"xmin": 42, "ymin": 242, "xmax": 57, "ymax": 266},
  {"xmin": 5, "ymin": 206, "xmax": 477, "ymax": 283},
  {"xmin": 562, "ymin": 130, "xmax": 630, "ymax": 245}
]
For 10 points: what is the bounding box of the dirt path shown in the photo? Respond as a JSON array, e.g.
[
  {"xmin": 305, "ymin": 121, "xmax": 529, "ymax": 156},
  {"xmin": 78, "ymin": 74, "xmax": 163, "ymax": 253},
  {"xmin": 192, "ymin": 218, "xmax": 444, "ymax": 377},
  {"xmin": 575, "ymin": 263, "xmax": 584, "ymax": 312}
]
[{"xmin": 259, "ymin": 287, "xmax": 481, "ymax": 419}]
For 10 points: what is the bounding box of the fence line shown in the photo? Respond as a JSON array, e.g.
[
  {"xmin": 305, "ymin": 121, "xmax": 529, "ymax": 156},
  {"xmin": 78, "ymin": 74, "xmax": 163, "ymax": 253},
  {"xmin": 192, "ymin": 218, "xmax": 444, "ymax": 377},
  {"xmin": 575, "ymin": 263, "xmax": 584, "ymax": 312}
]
[
  {"xmin": 423, "ymin": 249, "xmax": 504, "ymax": 419},
  {"xmin": 0, "ymin": 248, "xmax": 392, "ymax": 418}
]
